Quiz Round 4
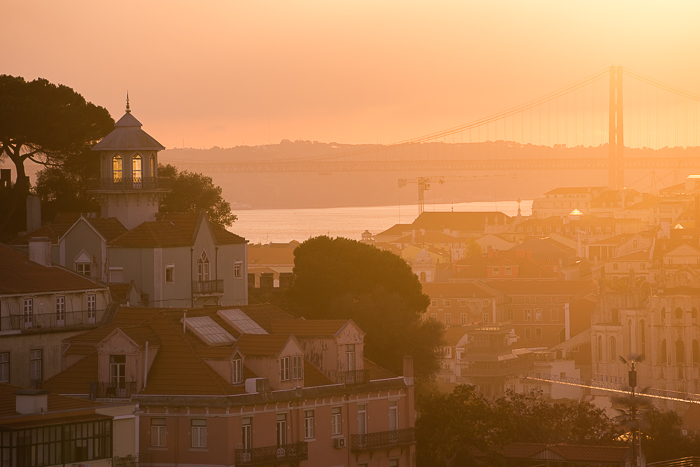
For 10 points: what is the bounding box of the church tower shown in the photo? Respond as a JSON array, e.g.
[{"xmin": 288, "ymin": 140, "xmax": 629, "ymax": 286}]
[{"xmin": 90, "ymin": 97, "xmax": 168, "ymax": 229}]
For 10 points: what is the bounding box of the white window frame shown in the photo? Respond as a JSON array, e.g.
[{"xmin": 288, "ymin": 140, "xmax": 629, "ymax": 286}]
[
  {"xmin": 76, "ymin": 262, "xmax": 91, "ymax": 277},
  {"xmin": 234, "ymin": 261, "xmax": 243, "ymax": 278},
  {"xmin": 444, "ymin": 347, "xmax": 452, "ymax": 358},
  {"xmin": 460, "ymin": 313, "xmax": 467, "ymax": 326},
  {"xmin": 292, "ymin": 355, "xmax": 304, "ymax": 380},
  {"xmin": 276, "ymin": 414, "xmax": 287, "ymax": 446},
  {"xmin": 242, "ymin": 417, "xmax": 252, "ymax": 450},
  {"xmin": 151, "ymin": 418, "xmax": 166, "ymax": 447},
  {"xmin": 191, "ymin": 419, "xmax": 207, "ymax": 448},
  {"xmin": 357, "ymin": 404, "xmax": 367, "ymax": 435},
  {"xmin": 346, "ymin": 344, "xmax": 356, "ymax": 371},
  {"xmin": 232, "ymin": 358, "xmax": 242, "ymax": 384},
  {"xmin": 23, "ymin": 298, "xmax": 33, "ymax": 329},
  {"xmin": 389, "ymin": 401, "xmax": 398, "ymax": 431},
  {"xmin": 87, "ymin": 294, "xmax": 97, "ymax": 323},
  {"xmin": 535, "ymin": 308, "xmax": 542, "ymax": 321},
  {"xmin": 165, "ymin": 264, "xmax": 175, "ymax": 284},
  {"xmin": 30, "ymin": 349, "xmax": 42, "ymax": 383},
  {"xmin": 304, "ymin": 410, "xmax": 315, "ymax": 439},
  {"xmin": 331, "ymin": 407, "xmax": 342, "ymax": 435},
  {"xmin": 280, "ymin": 356, "xmax": 290, "ymax": 381},
  {"xmin": 445, "ymin": 313, "xmax": 451, "ymax": 326},
  {"xmin": 55, "ymin": 296, "xmax": 65, "ymax": 326}
]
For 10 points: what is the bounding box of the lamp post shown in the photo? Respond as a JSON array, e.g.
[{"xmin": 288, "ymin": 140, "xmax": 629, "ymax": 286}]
[{"xmin": 619, "ymin": 354, "xmax": 644, "ymax": 467}]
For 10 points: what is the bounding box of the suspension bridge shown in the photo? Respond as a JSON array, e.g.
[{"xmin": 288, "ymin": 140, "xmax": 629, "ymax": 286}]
[{"xmin": 178, "ymin": 66, "xmax": 700, "ymax": 189}]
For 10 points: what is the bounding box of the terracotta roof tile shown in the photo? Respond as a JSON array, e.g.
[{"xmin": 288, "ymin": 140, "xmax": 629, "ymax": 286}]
[
  {"xmin": 363, "ymin": 358, "xmax": 396, "ymax": 380},
  {"xmin": 235, "ymin": 334, "xmax": 292, "ymax": 357},
  {"xmin": 269, "ymin": 319, "xmax": 349, "ymax": 337},
  {"xmin": 0, "ymin": 244, "xmax": 108, "ymax": 294},
  {"xmin": 43, "ymin": 353, "xmax": 99, "ymax": 395},
  {"xmin": 0, "ymin": 382, "xmax": 103, "ymax": 418},
  {"xmin": 303, "ymin": 361, "xmax": 334, "ymax": 387},
  {"xmin": 8, "ymin": 212, "xmax": 81, "ymax": 245},
  {"xmin": 85, "ymin": 217, "xmax": 128, "ymax": 241}
]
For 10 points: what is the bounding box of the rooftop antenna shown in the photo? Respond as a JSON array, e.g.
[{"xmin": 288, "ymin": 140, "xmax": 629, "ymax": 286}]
[{"xmin": 126, "ymin": 92, "xmax": 131, "ymax": 113}]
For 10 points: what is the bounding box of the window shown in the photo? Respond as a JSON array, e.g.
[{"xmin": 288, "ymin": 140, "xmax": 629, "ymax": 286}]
[
  {"xmin": 390, "ymin": 459, "xmax": 399, "ymax": 467},
  {"xmin": 276, "ymin": 414, "xmax": 287, "ymax": 445},
  {"xmin": 357, "ymin": 404, "xmax": 367, "ymax": 435},
  {"xmin": 535, "ymin": 328, "xmax": 542, "ymax": 340},
  {"xmin": 460, "ymin": 313, "xmax": 467, "ymax": 326},
  {"xmin": 110, "ymin": 355, "xmax": 126, "ymax": 390},
  {"xmin": 56, "ymin": 296, "xmax": 65, "ymax": 325},
  {"xmin": 525, "ymin": 328, "xmax": 531, "ymax": 340},
  {"xmin": 150, "ymin": 155, "xmax": 156, "ymax": 177},
  {"xmin": 23, "ymin": 298, "xmax": 33, "ymax": 329},
  {"xmin": 109, "ymin": 267, "xmax": 124, "ymax": 283},
  {"xmin": 280, "ymin": 356, "xmax": 290, "ymax": 381},
  {"xmin": 346, "ymin": 344, "xmax": 356, "ymax": 371},
  {"xmin": 445, "ymin": 313, "xmax": 451, "ymax": 326},
  {"xmin": 482, "ymin": 300, "xmax": 489, "ymax": 307},
  {"xmin": 482, "ymin": 313, "xmax": 488, "ymax": 324},
  {"xmin": 234, "ymin": 261, "xmax": 243, "ymax": 278},
  {"xmin": 431, "ymin": 299, "xmax": 437, "ymax": 307},
  {"xmin": 132, "ymin": 154, "xmax": 142, "ymax": 188},
  {"xmin": 609, "ymin": 337, "xmax": 617, "ymax": 362},
  {"xmin": 292, "ymin": 355, "xmax": 304, "ymax": 380},
  {"xmin": 507, "ymin": 309, "xmax": 514, "ymax": 320},
  {"xmin": 197, "ymin": 251, "xmax": 210, "ymax": 282},
  {"xmin": 232, "ymin": 357, "xmax": 242, "ymax": 384},
  {"xmin": 460, "ymin": 300, "xmax": 466, "ymax": 307},
  {"xmin": 331, "ymin": 408, "xmax": 342, "ymax": 435},
  {"xmin": 534, "ymin": 308, "xmax": 542, "ymax": 321},
  {"xmin": 242, "ymin": 417, "xmax": 252, "ymax": 450},
  {"xmin": 112, "ymin": 155, "xmax": 122, "ymax": 181},
  {"xmin": 30, "ymin": 349, "xmax": 42, "ymax": 385},
  {"xmin": 389, "ymin": 401, "xmax": 398, "ymax": 431},
  {"xmin": 524, "ymin": 309, "xmax": 531, "ymax": 321},
  {"xmin": 304, "ymin": 410, "xmax": 315, "ymax": 439},
  {"xmin": 165, "ymin": 265, "xmax": 175, "ymax": 283},
  {"xmin": 493, "ymin": 267, "xmax": 500, "ymax": 276},
  {"xmin": 444, "ymin": 347, "xmax": 452, "ymax": 358},
  {"xmin": 151, "ymin": 418, "xmax": 166, "ymax": 447},
  {"xmin": 445, "ymin": 300, "xmax": 451, "ymax": 307},
  {"xmin": 0, "ymin": 353, "xmax": 9, "ymax": 383},
  {"xmin": 505, "ymin": 267, "xmax": 512, "ymax": 276},
  {"xmin": 76, "ymin": 262, "xmax": 91, "ymax": 277},
  {"xmin": 12, "ymin": 419, "xmax": 112, "ymax": 464},
  {"xmin": 430, "ymin": 313, "xmax": 438, "ymax": 320},
  {"xmin": 191, "ymin": 419, "xmax": 207, "ymax": 448},
  {"xmin": 87, "ymin": 294, "xmax": 97, "ymax": 323}
]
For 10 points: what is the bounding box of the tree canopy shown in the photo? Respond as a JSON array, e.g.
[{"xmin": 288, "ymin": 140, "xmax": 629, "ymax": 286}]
[
  {"xmin": 288, "ymin": 236, "xmax": 442, "ymax": 382},
  {"xmin": 0, "ymin": 75, "xmax": 113, "ymax": 233},
  {"xmin": 157, "ymin": 164, "xmax": 237, "ymax": 227}
]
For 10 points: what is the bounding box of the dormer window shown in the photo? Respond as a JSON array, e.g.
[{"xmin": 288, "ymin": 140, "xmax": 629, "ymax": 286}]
[
  {"xmin": 109, "ymin": 355, "xmax": 126, "ymax": 391},
  {"xmin": 292, "ymin": 355, "xmax": 304, "ymax": 380},
  {"xmin": 198, "ymin": 251, "xmax": 210, "ymax": 282},
  {"xmin": 280, "ymin": 357, "xmax": 290, "ymax": 381},
  {"xmin": 346, "ymin": 344, "xmax": 356, "ymax": 371},
  {"xmin": 113, "ymin": 155, "xmax": 123, "ymax": 182},
  {"xmin": 232, "ymin": 356, "xmax": 242, "ymax": 384}
]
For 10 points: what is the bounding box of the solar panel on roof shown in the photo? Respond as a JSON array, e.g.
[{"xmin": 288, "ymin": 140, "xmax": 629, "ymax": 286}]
[
  {"xmin": 217, "ymin": 309, "xmax": 268, "ymax": 335},
  {"xmin": 182, "ymin": 316, "xmax": 236, "ymax": 346}
]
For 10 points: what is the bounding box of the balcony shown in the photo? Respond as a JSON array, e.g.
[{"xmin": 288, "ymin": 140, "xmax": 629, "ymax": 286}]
[
  {"xmin": 234, "ymin": 442, "xmax": 308, "ymax": 466},
  {"xmin": 326, "ymin": 369, "xmax": 371, "ymax": 385},
  {"xmin": 192, "ymin": 279, "xmax": 224, "ymax": 296},
  {"xmin": 351, "ymin": 428, "xmax": 415, "ymax": 451},
  {"xmin": 1, "ymin": 309, "xmax": 105, "ymax": 333},
  {"xmin": 91, "ymin": 381, "xmax": 138, "ymax": 399},
  {"xmin": 87, "ymin": 176, "xmax": 171, "ymax": 192}
]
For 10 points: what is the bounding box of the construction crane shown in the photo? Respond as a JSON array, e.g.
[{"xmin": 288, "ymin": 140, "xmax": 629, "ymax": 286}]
[{"xmin": 398, "ymin": 175, "xmax": 513, "ymax": 215}]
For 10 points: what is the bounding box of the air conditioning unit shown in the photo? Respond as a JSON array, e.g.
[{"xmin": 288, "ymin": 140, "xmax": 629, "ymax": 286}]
[
  {"xmin": 333, "ymin": 437, "xmax": 346, "ymax": 449},
  {"xmin": 245, "ymin": 377, "xmax": 270, "ymax": 394}
]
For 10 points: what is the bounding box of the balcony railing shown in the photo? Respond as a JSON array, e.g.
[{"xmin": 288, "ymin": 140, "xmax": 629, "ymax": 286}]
[
  {"xmin": 234, "ymin": 442, "xmax": 308, "ymax": 466},
  {"xmin": 192, "ymin": 279, "xmax": 224, "ymax": 295},
  {"xmin": 91, "ymin": 381, "xmax": 139, "ymax": 399},
  {"xmin": 326, "ymin": 369, "xmax": 371, "ymax": 385},
  {"xmin": 88, "ymin": 177, "xmax": 171, "ymax": 192},
  {"xmin": 0, "ymin": 309, "xmax": 105, "ymax": 333},
  {"xmin": 351, "ymin": 428, "xmax": 415, "ymax": 451}
]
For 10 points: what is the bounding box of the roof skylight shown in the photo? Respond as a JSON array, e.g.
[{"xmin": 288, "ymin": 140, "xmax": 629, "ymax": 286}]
[{"xmin": 217, "ymin": 309, "xmax": 268, "ymax": 335}]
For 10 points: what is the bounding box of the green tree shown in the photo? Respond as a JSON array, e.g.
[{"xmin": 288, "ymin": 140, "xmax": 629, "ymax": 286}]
[
  {"xmin": 158, "ymin": 164, "xmax": 237, "ymax": 227},
  {"xmin": 288, "ymin": 236, "xmax": 442, "ymax": 382},
  {"xmin": 0, "ymin": 75, "xmax": 113, "ymax": 233}
]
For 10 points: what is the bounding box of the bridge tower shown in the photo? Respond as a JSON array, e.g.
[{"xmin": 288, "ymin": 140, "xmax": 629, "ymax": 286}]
[{"xmin": 609, "ymin": 66, "xmax": 624, "ymax": 189}]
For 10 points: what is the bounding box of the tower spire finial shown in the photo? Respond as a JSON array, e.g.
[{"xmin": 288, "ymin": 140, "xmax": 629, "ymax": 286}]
[{"xmin": 126, "ymin": 92, "xmax": 131, "ymax": 113}]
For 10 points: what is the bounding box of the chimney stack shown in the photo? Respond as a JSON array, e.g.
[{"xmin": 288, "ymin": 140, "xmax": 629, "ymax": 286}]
[{"xmin": 15, "ymin": 389, "xmax": 49, "ymax": 415}]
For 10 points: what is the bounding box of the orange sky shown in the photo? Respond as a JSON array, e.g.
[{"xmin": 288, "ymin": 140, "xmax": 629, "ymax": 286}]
[{"xmin": 3, "ymin": 1, "xmax": 700, "ymax": 149}]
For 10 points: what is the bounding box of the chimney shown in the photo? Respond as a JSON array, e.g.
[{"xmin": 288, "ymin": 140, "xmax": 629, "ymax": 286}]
[
  {"xmin": 15, "ymin": 389, "xmax": 49, "ymax": 415},
  {"xmin": 403, "ymin": 356, "xmax": 414, "ymax": 386},
  {"xmin": 26, "ymin": 194, "xmax": 41, "ymax": 233},
  {"xmin": 28, "ymin": 237, "xmax": 52, "ymax": 267}
]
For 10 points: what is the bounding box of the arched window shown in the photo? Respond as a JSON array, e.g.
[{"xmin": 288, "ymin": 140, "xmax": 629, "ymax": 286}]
[
  {"xmin": 150, "ymin": 155, "xmax": 156, "ymax": 178},
  {"xmin": 676, "ymin": 340, "xmax": 685, "ymax": 364},
  {"xmin": 638, "ymin": 320, "xmax": 646, "ymax": 357},
  {"xmin": 660, "ymin": 339, "xmax": 667, "ymax": 365},
  {"xmin": 597, "ymin": 336, "xmax": 603, "ymax": 362},
  {"xmin": 693, "ymin": 340, "xmax": 700, "ymax": 365},
  {"xmin": 133, "ymin": 154, "xmax": 142, "ymax": 188},
  {"xmin": 674, "ymin": 307, "xmax": 683, "ymax": 320},
  {"xmin": 197, "ymin": 251, "xmax": 210, "ymax": 282},
  {"xmin": 113, "ymin": 155, "xmax": 123, "ymax": 182},
  {"xmin": 609, "ymin": 336, "xmax": 616, "ymax": 362}
]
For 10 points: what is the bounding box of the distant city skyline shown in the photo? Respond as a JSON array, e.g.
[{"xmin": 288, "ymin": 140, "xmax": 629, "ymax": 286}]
[{"xmin": 3, "ymin": 1, "xmax": 700, "ymax": 148}]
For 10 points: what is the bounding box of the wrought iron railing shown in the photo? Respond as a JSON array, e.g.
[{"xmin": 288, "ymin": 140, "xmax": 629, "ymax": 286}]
[
  {"xmin": 0, "ymin": 309, "xmax": 105, "ymax": 333},
  {"xmin": 192, "ymin": 279, "xmax": 224, "ymax": 295},
  {"xmin": 88, "ymin": 177, "xmax": 171, "ymax": 192},
  {"xmin": 234, "ymin": 442, "xmax": 308, "ymax": 466},
  {"xmin": 326, "ymin": 369, "xmax": 371, "ymax": 385},
  {"xmin": 351, "ymin": 428, "xmax": 415, "ymax": 451},
  {"xmin": 92, "ymin": 381, "xmax": 139, "ymax": 399}
]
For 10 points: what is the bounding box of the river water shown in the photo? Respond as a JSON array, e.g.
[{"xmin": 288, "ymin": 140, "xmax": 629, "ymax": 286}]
[{"xmin": 229, "ymin": 200, "xmax": 533, "ymax": 244}]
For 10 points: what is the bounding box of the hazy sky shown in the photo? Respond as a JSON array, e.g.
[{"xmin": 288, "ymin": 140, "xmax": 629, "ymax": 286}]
[{"xmin": 3, "ymin": 1, "xmax": 700, "ymax": 149}]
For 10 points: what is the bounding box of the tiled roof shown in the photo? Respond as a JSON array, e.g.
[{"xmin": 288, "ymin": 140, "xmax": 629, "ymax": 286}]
[
  {"xmin": 486, "ymin": 280, "xmax": 594, "ymax": 295},
  {"xmin": 612, "ymin": 250, "xmax": 650, "ymax": 261},
  {"xmin": 43, "ymin": 353, "xmax": 99, "ymax": 395},
  {"xmin": 410, "ymin": 212, "xmax": 510, "ymax": 232},
  {"xmin": 84, "ymin": 217, "xmax": 128, "ymax": 241},
  {"xmin": 422, "ymin": 281, "xmax": 500, "ymax": 299},
  {"xmin": 0, "ymin": 382, "xmax": 103, "ymax": 418},
  {"xmin": 0, "ymin": 244, "xmax": 107, "ymax": 294},
  {"xmin": 548, "ymin": 444, "xmax": 628, "ymax": 462},
  {"xmin": 303, "ymin": 361, "xmax": 334, "ymax": 387},
  {"xmin": 92, "ymin": 111, "xmax": 165, "ymax": 151},
  {"xmin": 235, "ymin": 304, "xmax": 295, "ymax": 332},
  {"xmin": 235, "ymin": 334, "xmax": 293, "ymax": 357},
  {"xmin": 363, "ymin": 358, "xmax": 396, "ymax": 380},
  {"xmin": 270, "ymin": 319, "xmax": 350, "ymax": 337},
  {"xmin": 375, "ymin": 224, "xmax": 412, "ymax": 238},
  {"xmin": 8, "ymin": 212, "xmax": 81, "ymax": 245}
]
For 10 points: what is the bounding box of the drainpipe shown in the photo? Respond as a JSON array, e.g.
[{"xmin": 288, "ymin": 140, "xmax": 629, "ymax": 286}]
[
  {"xmin": 190, "ymin": 247, "xmax": 194, "ymax": 307},
  {"xmin": 143, "ymin": 341, "xmax": 149, "ymax": 390}
]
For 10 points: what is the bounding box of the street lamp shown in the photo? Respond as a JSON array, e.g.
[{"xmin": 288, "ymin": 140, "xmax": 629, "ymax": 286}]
[{"xmin": 619, "ymin": 354, "xmax": 644, "ymax": 467}]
